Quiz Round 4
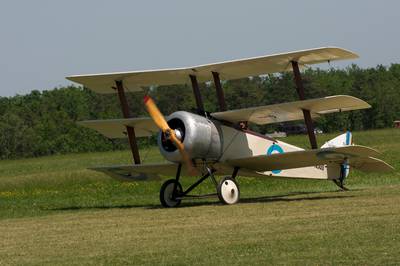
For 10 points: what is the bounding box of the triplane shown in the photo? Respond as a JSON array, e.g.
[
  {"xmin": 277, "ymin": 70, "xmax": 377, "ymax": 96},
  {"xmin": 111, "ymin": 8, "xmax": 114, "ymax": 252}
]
[{"xmin": 67, "ymin": 47, "xmax": 393, "ymax": 207}]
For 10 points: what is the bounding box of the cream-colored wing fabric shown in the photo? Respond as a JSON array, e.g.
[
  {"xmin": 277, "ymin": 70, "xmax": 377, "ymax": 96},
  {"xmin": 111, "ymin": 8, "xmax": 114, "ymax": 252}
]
[
  {"xmin": 91, "ymin": 162, "xmax": 249, "ymax": 182},
  {"xmin": 226, "ymin": 145, "xmax": 388, "ymax": 172},
  {"xmin": 211, "ymin": 95, "xmax": 370, "ymax": 125},
  {"xmin": 66, "ymin": 47, "xmax": 358, "ymax": 93},
  {"xmin": 91, "ymin": 163, "xmax": 177, "ymax": 181},
  {"xmin": 78, "ymin": 117, "xmax": 158, "ymax": 138},
  {"xmin": 347, "ymin": 157, "xmax": 394, "ymax": 172}
]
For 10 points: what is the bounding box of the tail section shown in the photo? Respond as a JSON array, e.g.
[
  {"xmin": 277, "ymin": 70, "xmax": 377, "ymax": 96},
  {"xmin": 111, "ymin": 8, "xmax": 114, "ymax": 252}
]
[
  {"xmin": 321, "ymin": 131, "xmax": 352, "ymax": 149},
  {"xmin": 323, "ymin": 131, "xmax": 352, "ymax": 189}
]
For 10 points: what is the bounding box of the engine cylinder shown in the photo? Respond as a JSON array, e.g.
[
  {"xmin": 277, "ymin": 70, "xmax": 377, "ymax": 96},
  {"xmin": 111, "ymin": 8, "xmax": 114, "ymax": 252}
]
[{"xmin": 157, "ymin": 111, "xmax": 222, "ymax": 163}]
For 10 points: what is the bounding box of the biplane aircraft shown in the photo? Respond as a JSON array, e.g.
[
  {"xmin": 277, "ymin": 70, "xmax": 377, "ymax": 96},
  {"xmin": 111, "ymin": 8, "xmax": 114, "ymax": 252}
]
[{"xmin": 67, "ymin": 47, "xmax": 393, "ymax": 207}]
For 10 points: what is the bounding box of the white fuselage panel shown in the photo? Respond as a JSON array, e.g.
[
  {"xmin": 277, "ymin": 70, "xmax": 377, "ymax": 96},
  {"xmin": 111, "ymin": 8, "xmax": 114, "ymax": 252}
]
[{"xmin": 218, "ymin": 125, "xmax": 339, "ymax": 180}]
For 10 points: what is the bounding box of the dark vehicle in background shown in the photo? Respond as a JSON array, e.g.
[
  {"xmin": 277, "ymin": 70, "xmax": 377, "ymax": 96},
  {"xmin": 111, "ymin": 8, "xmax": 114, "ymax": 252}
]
[
  {"xmin": 277, "ymin": 124, "xmax": 323, "ymax": 135},
  {"xmin": 277, "ymin": 124, "xmax": 307, "ymax": 135}
]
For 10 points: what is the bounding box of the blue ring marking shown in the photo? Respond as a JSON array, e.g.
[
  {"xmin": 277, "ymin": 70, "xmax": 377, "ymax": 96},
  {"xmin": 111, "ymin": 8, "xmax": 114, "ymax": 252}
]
[
  {"xmin": 267, "ymin": 144, "xmax": 284, "ymax": 174},
  {"xmin": 345, "ymin": 131, "xmax": 351, "ymax": 145},
  {"xmin": 342, "ymin": 131, "xmax": 351, "ymax": 178}
]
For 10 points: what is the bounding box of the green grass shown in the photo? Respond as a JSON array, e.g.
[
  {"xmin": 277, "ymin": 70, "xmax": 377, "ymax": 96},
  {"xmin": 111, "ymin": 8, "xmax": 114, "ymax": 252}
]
[{"xmin": 0, "ymin": 128, "xmax": 399, "ymax": 265}]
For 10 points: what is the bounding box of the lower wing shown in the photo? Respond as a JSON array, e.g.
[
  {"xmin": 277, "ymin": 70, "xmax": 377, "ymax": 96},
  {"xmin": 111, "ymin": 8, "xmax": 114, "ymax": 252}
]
[
  {"xmin": 91, "ymin": 161, "xmax": 268, "ymax": 181},
  {"xmin": 91, "ymin": 163, "xmax": 175, "ymax": 181},
  {"xmin": 91, "ymin": 145, "xmax": 393, "ymax": 182},
  {"xmin": 91, "ymin": 162, "xmax": 246, "ymax": 182},
  {"xmin": 226, "ymin": 145, "xmax": 393, "ymax": 173}
]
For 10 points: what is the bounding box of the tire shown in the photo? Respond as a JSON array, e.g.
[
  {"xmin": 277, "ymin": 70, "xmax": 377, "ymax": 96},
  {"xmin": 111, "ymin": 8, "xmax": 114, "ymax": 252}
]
[
  {"xmin": 160, "ymin": 179, "xmax": 183, "ymax": 208},
  {"xmin": 217, "ymin": 176, "xmax": 240, "ymax": 205}
]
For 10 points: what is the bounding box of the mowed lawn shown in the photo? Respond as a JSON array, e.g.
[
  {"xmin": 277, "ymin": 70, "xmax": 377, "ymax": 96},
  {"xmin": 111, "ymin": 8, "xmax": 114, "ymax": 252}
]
[{"xmin": 0, "ymin": 129, "xmax": 399, "ymax": 265}]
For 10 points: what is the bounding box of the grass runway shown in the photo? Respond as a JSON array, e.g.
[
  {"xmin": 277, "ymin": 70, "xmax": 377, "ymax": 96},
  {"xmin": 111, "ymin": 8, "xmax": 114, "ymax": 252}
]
[{"xmin": 0, "ymin": 129, "xmax": 399, "ymax": 265}]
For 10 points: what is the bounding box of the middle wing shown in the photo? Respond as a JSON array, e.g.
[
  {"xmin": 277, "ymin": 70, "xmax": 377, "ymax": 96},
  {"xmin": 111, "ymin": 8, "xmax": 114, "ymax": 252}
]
[
  {"xmin": 226, "ymin": 145, "xmax": 393, "ymax": 173},
  {"xmin": 212, "ymin": 95, "xmax": 370, "ymax": 125},
  {"xmin": 78, "ymin": 117, "xmax": 158, "ymax": 138},
  {"xmin": 78, "ymin": 95, "xmax": 369, "ymax": 138}
]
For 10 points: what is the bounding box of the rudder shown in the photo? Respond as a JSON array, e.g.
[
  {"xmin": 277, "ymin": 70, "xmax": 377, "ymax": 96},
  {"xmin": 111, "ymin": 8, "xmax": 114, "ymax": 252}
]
[{"xmin": 323, "ymin": 131, "xmax": 352, "ymax": 185}]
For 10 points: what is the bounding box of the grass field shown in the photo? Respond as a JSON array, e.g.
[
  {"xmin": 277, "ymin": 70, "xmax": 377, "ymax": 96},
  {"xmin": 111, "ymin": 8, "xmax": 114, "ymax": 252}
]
[{"xmin": 0, "ymin": 129, "xmax": 399, "ymax": 265}]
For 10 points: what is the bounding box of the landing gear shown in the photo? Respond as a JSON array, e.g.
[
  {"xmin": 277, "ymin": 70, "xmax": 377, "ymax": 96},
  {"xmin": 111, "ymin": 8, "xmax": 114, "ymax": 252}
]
[
  {"xmin": 158, "ymin": 164, "xmax": 241, "ymax": 207},
  {"xmin": 217, "ymin": 177, "xmax": 240, "ymax": 205},
  {"xmin": 160, "ymin": 179, "xmax": 183, "ymax": 207}
]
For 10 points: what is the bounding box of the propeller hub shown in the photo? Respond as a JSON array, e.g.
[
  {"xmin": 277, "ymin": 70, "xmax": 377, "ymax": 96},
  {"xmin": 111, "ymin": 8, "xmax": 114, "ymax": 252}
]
[{"xmin": 174, "ymin": 128, "xmax": 183, "ymax": 141}]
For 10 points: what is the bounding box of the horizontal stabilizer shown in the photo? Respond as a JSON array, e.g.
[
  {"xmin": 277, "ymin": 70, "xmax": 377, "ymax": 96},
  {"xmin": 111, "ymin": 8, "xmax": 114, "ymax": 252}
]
[
  {"xmin": 78, "ymin": 117, "xmax": 158, "ymax": 138},
  {"xmin": 226, "ymin": 145, "xmax": 388, "ymax": 172},
  {"xmin": 212, "ymin": 95, "xmax": 370, "ymax": 125},
  {"xmin": 66, "ymin": 47, "xmax": 358, "ymax": 93},
  {"xmin": 349, "ymin": 157, "xmax": 394, "ymax": 172}
]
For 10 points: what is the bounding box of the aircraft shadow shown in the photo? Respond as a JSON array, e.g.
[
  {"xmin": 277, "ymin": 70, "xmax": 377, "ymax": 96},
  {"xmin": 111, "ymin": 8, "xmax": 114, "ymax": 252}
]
[{"xmin": 48, "ymin": 190, "xmax": 356, "ymax": 212}]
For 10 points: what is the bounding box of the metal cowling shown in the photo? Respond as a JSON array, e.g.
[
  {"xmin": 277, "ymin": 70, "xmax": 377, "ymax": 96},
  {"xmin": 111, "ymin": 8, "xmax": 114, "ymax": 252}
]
[{"xmin": 157, "ymin": 111, "xmax": 222, "ymax": 163}]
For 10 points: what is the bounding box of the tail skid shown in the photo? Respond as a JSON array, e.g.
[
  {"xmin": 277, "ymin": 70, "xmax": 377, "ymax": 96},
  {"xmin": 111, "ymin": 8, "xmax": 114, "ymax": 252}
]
[{"xmin": 333, "ymin": 179, "xmax": 349, "ymax": 191}]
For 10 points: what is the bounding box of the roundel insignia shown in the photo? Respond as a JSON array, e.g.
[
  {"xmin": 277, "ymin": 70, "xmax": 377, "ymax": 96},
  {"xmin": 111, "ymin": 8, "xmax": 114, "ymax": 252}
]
[{"xmin": 267, "ymin": 144, "xmax": 284, "ymax": 174}]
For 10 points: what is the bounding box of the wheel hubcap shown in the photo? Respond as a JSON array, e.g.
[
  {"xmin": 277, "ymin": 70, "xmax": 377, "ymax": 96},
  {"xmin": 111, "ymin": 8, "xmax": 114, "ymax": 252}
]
[
  {"xmin": 164, "ymin": 183, "xmax": 180, "ymax": 207},
  {"xmin": 220, "ymin": 179, "xmax": 239, "ymax": 204}
]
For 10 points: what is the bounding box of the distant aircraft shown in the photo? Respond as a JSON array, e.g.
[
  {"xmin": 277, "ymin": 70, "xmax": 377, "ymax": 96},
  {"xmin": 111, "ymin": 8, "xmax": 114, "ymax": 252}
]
[{"xmin": 67, "ymin": 47, "xmax": 393, "ymax": 207}]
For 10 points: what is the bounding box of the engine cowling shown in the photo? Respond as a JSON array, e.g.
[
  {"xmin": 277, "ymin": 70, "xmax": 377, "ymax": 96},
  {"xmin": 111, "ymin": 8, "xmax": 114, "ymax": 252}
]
[{"xmin": 157, "ymin": 111, "xmax": 222, "ymax": 163}]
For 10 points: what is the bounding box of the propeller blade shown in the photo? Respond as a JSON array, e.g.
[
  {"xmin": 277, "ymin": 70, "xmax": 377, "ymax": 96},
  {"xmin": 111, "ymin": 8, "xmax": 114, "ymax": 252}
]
[
  {"xmin": 170, "ymin": 133, "xmax": 198, "ymax": 176},
  {"xmin": 144, "ymin": 95, "xmax": 197, "ymax": 176},
  {"xmin": 143, "ymin": 95, "xmax": 170, "ymax": 132}
]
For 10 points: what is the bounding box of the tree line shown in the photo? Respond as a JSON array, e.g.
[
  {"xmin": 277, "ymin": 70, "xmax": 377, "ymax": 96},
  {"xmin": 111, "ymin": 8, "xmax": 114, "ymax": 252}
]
[{"xmin": 0, "ymin": 64, "xmax": 399, "ymax": 159}]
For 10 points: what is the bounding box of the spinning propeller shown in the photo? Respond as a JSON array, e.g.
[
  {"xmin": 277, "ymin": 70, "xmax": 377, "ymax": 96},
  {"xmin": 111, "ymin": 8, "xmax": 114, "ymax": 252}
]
[{"xmin": 144, "ymin": 95, "xmax": 197, "ymax": 176}]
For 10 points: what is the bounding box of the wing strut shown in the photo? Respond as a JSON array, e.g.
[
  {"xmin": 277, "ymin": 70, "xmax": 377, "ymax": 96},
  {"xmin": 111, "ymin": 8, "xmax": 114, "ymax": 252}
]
[
  {"xmin": 189, "ymin": 75, "xmax": 205, "ymax": 115},
  {"xmin": 291, "ymin": 61, "xmax": 318, "ymax": 149},
  {"xmin": 191, "ymin": 71, "xmax": 228, "ymax": 114},
  {"xmin": 212, "ymin": 72, "xmax": 227, "ymax": 111},
  {"xmin": 115, "ymin": 80, "xmax": 141, "ymax": 164}
]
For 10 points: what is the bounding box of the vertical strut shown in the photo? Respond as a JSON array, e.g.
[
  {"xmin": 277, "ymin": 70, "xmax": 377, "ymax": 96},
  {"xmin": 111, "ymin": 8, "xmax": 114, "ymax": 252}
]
[
  {"xmin": 115, "ymin": 80, "xmax": 141, "ymax": 164},
  {"xmin": 172, "ymin": 164, "xmax": 182, "ymax": 199},
  {"xmin": 291, "ymin": 61, "xmax": 318, "ymax": 149},
  {"xmin": 189, "ymin": 75, "xmax": 205, "ymax": 114},
  {"xmin": 212, "ymin": 72, "xmax": 227, "ymax": 111}
]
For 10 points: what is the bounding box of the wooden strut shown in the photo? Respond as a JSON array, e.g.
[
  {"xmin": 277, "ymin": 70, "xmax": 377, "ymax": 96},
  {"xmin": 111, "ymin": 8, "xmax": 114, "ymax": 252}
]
[
  {"xmin": 189, "ymin": 75, "xmax": 205, "ymax": 114},
  {"xmin": 115, "ymin": 80, "xmax": 141, "ymax": 164},
  {"xmin": 212, "ymin": 72, "xmax": 227, "ymax": 111},
  {"xmin": 291, "ymin": 61, "xmax": 318, "ymax": 149}
]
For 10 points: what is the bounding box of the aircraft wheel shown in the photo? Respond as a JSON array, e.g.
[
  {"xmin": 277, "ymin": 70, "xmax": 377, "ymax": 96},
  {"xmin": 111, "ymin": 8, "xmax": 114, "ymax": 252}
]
[
  {"xmin": 160, "ymin": 179, "xmax": 183, "ymax": 208},
  {"xmin": 217, "ymin": 177, "xmax": 240, "ymax": 205}
]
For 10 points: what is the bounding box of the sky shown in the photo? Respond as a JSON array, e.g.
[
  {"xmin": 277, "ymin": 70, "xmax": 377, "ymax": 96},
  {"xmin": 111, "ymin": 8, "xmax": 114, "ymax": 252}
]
[{"xmin": 0, "ymin": 0, "xmax": 399, "ymax": 97}]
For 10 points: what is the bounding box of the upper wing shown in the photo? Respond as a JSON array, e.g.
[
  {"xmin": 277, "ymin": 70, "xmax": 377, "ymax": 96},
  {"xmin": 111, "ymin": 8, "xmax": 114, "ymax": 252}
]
[
  {"xmin": 66, "ymin": 47, "xmax": 358, "ymax": 93},
  {"xmin": 211, "ymin": 95, "xmax": 370, "ymax": 125},
  {"xmin": 226, "ymin": 145, "xmax": 393, "ymax": 173},
  {"xmin": 78, "ymin": 117, "xmax": 158, "ymax": 138}
]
